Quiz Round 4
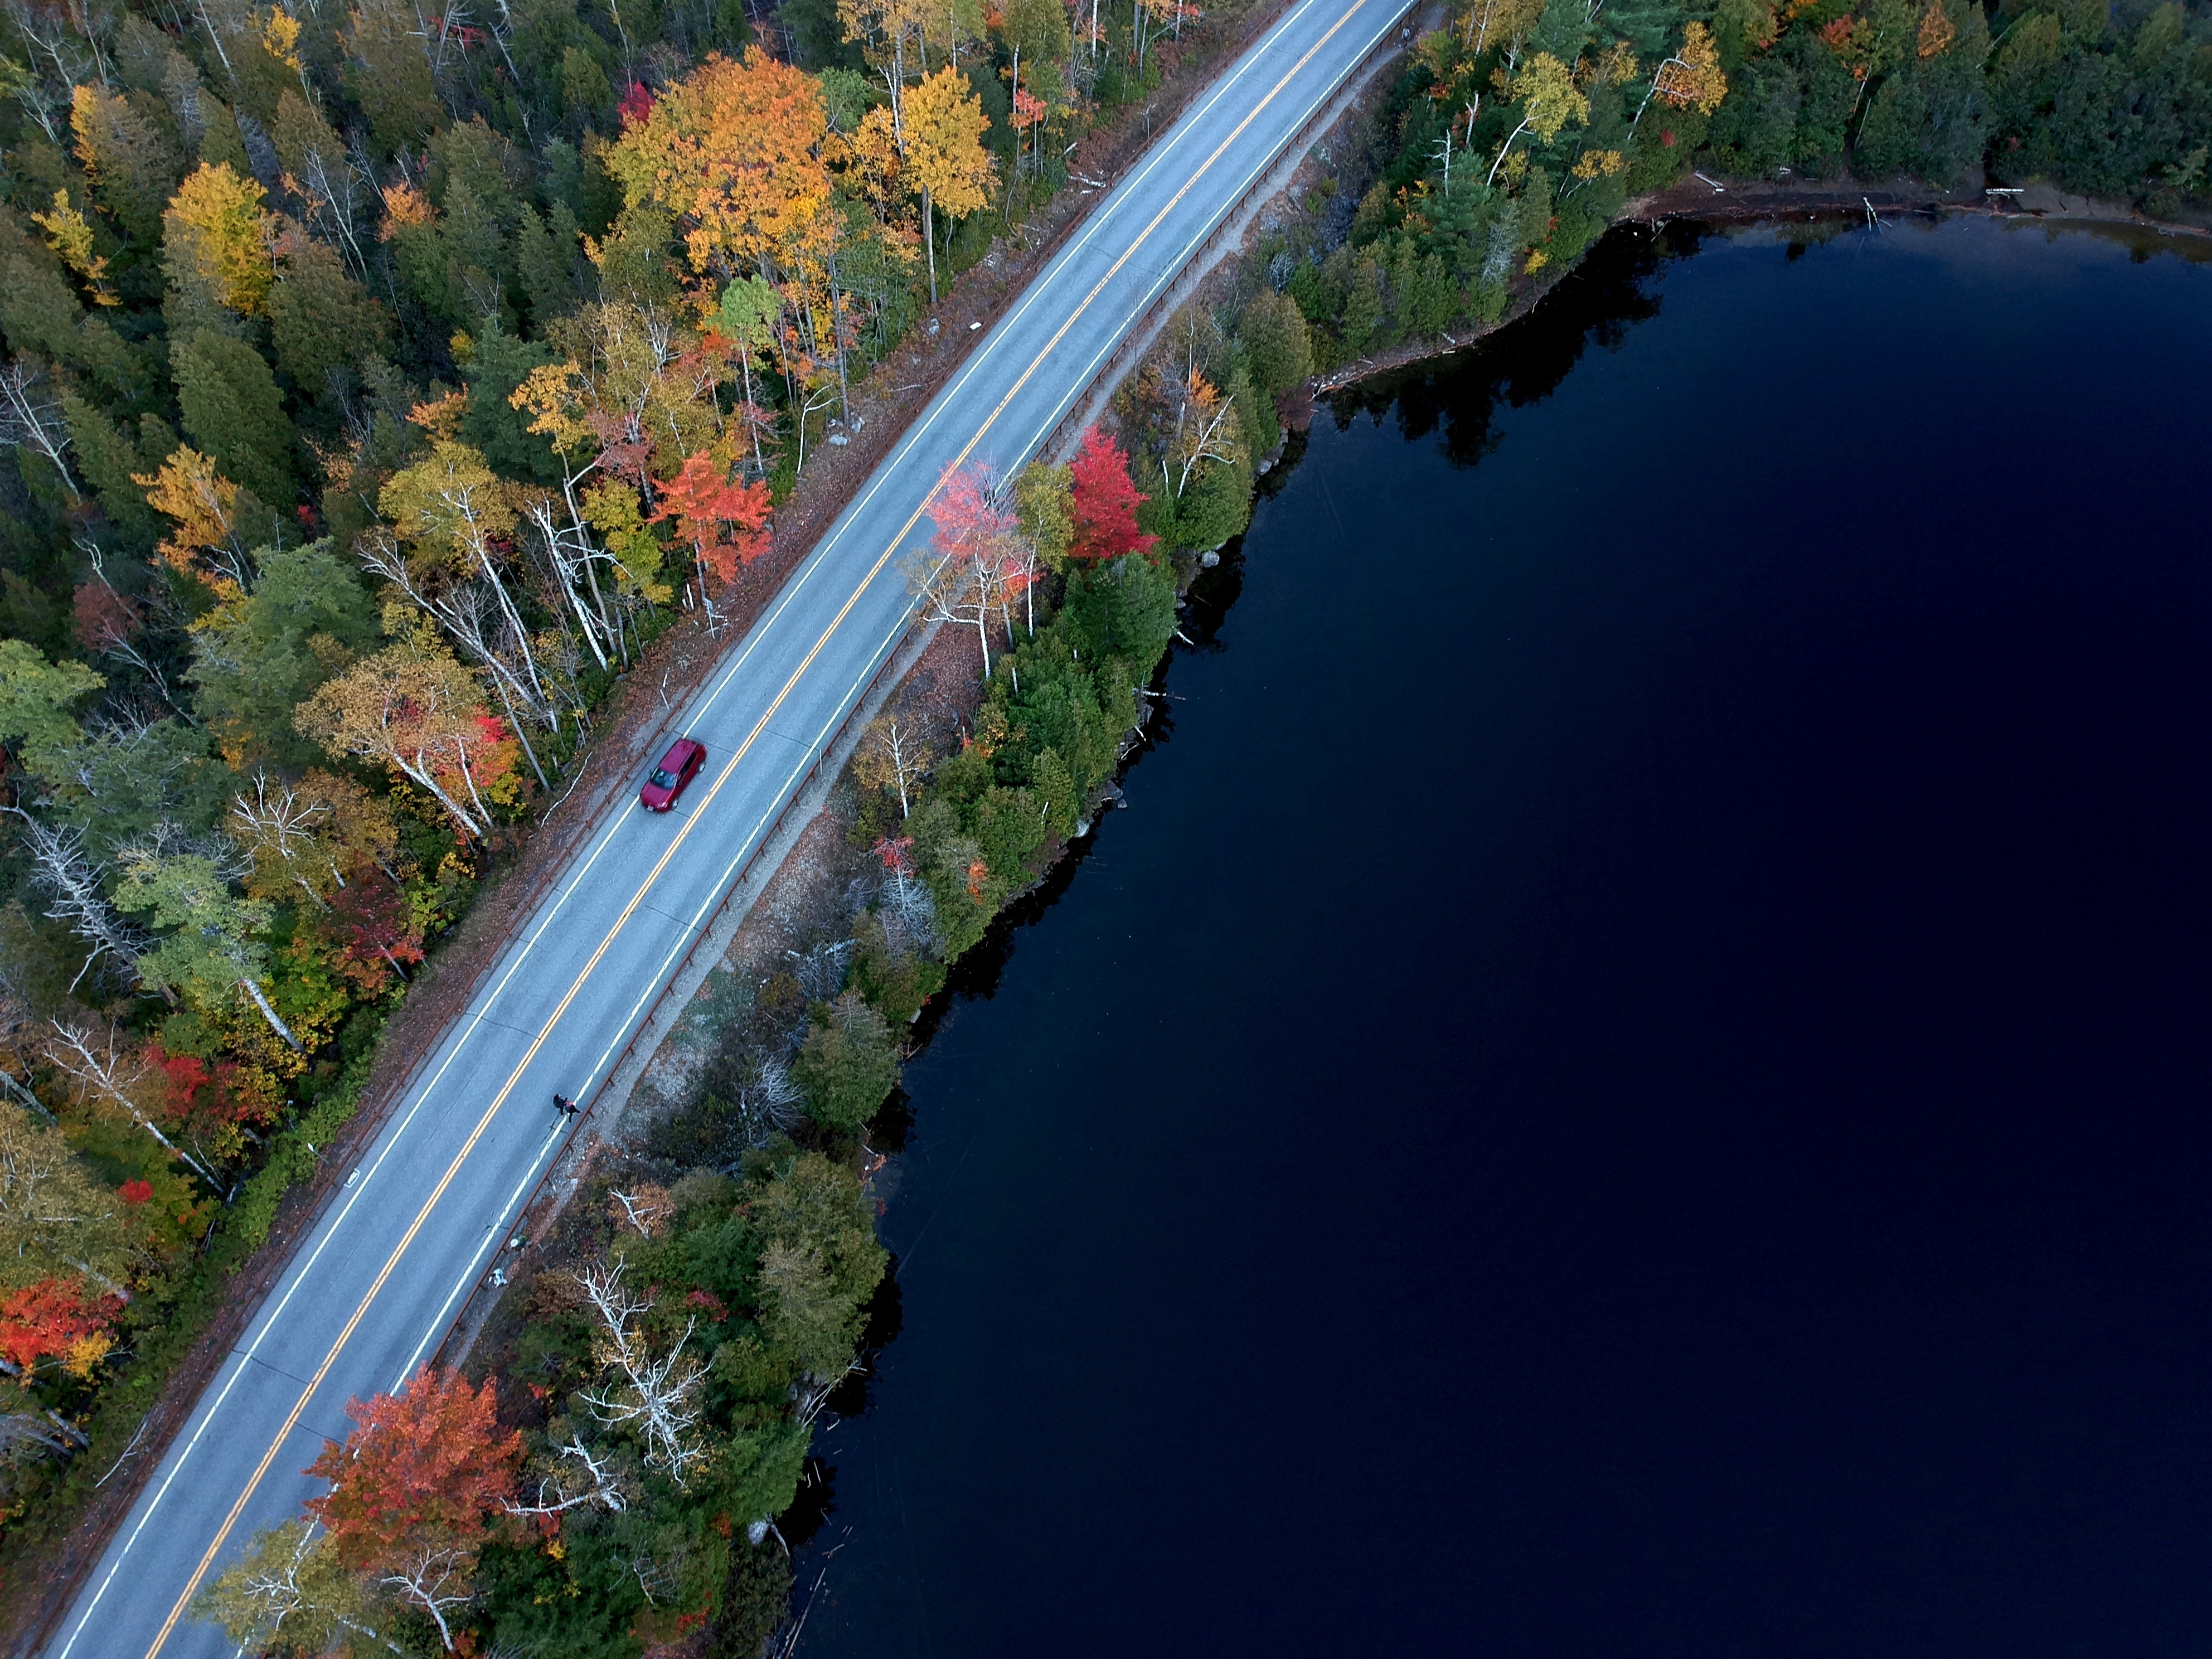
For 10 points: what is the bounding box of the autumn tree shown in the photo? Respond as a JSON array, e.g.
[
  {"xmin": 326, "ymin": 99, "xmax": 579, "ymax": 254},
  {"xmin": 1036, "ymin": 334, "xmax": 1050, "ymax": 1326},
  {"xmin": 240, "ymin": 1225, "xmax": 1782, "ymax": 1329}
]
[
  {"xmin": 272, "ymin": 90, "xmax": 372, "ymax": 280},
  {"xmin": 307, "ymin": 1367, "xmax": 521, "ymax": 1564},
  {"xmin": 920, "ymin": 459, "xmax": 1016, "ymax": 673},
  {"xmin": 295, "ymin": 639, "xmax": 513, "ymax": 840},
  {"xmin": 43, "ymin": 1013, "xmax": 219, "ymax": 1182},
  {"xmin": 649, "ymin": 449, "xmax": 774, "ymax": 590},
  {"xmin": 196, "ymin": 1519, "xmax": 395, "ymax": 1659},
  {"xmin": 510, "ymin": 300, "xmax": 738, "ymax": 667},
  {"xmin": 162, "ymin": 162, "xmax": 274, "ymax": 324},
  {"xmin": 903, "ymin": 65, "xmax": 995, "ymax": 303},
  {"xmin": 0, "ymin": 1099, "xmax": 133, "ymax": 1302},
  {"xmin": 71, "ymin": 84, "xmax": 185, "ymax": 250},
  {"xmin": 837, "ymin": 0, "xmax": 934, "ymax": 137},
  {"xmin": 112, "ymin": 847, "xmax": 303, "ymax": 1050},
  {"xmin": 1462, "ymin": 0, "xmax": 1546, "ymax": 55},
  {"xmin": 229, "ymin": 768, "xmax": 397, "ymax": 911},
  {"xmin": 1489, "ymin": 52, "xmax": 1590, "ymax": 184},
  {"xmin": 854, "ymin": 711, "xmax": 935, "ymax": 816},
  {"xmin": 304, "ymin": 1366, "xmax": 521, "ymax": 1652},
  {"xmin": 1149, "ymin": 362, "xmax": 1246, "ymax": 514},
  {"xmin": 1637, "ymin": 22, "xmax": 1727, "ymax": 130},
  {"xmin": 135, "ymin": 445, "xmax": 254, "ymax": 594},
  {"xmin": 1013, "ymin": 458, "xmax": 1074, "ymax": 570},
  {"xmin": 315, "ymin": 871, "xmax": 425, "ymax": 993},
  {"xmin": 1067, "ymin": 427, "xmax": 1156, "ymax": 562},
  {"xmin": 0, "ymin": 1278, "xmax": 123, "ymax": 1379},
  {"xmin": 28, "ymin": 189, "xmax": 117, "ymax": 310},
  {"xmin": 370, "ymin": 434, "xmax": 557, "ymax": 786},
  {"xmin": 604, "ymin": 48, "xmax": 838, "ymax": 284}
]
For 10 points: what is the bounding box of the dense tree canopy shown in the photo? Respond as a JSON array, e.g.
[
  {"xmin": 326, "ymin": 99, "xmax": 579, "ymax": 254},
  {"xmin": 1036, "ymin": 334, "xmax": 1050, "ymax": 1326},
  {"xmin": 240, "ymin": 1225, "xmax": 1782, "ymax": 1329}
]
[{"xmin": 1, "ymin": 0, "xmax": 2203, "ymax": 1635}]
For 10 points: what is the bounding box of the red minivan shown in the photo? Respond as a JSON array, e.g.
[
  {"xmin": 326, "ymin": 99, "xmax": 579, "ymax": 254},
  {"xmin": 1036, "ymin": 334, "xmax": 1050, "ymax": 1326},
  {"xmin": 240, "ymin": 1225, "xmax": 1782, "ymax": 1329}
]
[{"xmin": 639, "ymin": 738, "xmax": 706, "ymax": 812}]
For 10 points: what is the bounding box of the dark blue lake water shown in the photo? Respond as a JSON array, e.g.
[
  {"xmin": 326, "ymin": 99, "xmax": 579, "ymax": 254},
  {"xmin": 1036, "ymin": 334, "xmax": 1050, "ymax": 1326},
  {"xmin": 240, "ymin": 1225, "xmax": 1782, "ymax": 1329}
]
[{"xmin": 795, "ymin": 216, "xmax": 2212, "ymax": 1657}]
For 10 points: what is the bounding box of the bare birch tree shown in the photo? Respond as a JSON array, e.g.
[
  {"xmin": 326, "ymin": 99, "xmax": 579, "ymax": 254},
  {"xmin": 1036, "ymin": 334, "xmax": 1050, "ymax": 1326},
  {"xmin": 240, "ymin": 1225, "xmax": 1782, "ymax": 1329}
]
[
  {"xmin": 195, "ymin": 1519, "xmax": 408, "ymax": 1658},
  {"xmin": 4, "ymin": 808, "xmax": 147, "ymax": 994},
  {"xmin": 380, "ymin": 1544, "xmax": 474, "ymax": 1652},
  {"xmin": 574, "ymin": 1259, "xmax": 707, "ymax": 1487},
  {"xmin": 44, "ymin": 1014, "xmax": 218, "ymax": 1183},
  {"xmin": 0, "ymin": 358, "xmax": 80, "ymax": 500},
  {"xmin": 504, "ymin": 1436, "xmax": 629, "ymax": 1518}
]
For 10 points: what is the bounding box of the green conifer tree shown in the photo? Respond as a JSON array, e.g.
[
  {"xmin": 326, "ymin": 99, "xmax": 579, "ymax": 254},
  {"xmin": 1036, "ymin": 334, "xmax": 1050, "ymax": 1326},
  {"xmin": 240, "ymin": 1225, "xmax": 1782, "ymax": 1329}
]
[{"xmin": 171, "ymin": 329, "xmax": 297, "ymax": 506}]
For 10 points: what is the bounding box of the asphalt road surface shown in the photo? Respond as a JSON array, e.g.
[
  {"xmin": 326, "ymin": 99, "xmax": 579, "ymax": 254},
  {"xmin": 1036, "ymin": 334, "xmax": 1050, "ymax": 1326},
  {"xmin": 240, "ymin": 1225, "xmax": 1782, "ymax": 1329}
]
[{"xmin": 48, "ymin": 3, "xmax": 1413, "ymax": 1651}]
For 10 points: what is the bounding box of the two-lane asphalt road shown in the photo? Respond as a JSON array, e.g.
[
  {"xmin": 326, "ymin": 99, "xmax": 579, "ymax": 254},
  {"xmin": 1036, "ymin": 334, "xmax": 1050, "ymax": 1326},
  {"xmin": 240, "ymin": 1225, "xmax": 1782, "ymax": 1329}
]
[{"xmin": 48, "ymin": 3, "xmax": 1413, "ymax": 1650}]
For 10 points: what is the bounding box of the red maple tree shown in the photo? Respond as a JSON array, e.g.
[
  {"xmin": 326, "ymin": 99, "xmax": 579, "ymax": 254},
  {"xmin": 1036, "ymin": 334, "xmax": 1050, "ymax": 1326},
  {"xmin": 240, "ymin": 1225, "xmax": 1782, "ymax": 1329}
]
[
  {"xmin": 314, "ymin": 875, "xmax": 426, "ymax": 993},
  {"xmin": 0, "ymin": 1279, "xmax": 123, "ymax": 1374},
  {"xmin": 305, "ymin": 1366, "xmax": 521, "ymax": 1569},
  {"xmin": 1068, "ymin": 427, "xmax": 1156, "ymax": 561},
  {"xmin": 651, "ymin": 450, "xmax": 774, "ymax": 587},
  {"xmin": 71, "ymin": 580, "xmax": 141, "ymax": 655},
  {"xmin": 929, "ymin": 460, "xmax": 1015, "ymax": 563},
  {"xmin": 144, "ymin": 1041, "xmax": 280, "ymax": 1138}
]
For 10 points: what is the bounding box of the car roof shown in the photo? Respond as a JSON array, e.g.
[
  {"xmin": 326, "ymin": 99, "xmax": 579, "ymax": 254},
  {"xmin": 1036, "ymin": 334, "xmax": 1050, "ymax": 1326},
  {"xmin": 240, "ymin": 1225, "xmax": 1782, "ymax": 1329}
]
[{"xmin": 659, "ymin": 737, "xmax": 701, "ymax": 761}]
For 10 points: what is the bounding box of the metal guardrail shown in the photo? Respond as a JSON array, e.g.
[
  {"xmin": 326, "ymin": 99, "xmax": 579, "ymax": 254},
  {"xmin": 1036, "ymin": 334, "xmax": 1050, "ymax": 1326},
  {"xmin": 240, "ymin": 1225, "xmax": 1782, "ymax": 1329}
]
[
  {"xmin": 1034, "ymin": 5, "xmax": 1411, "ymax": 462},
  {"xmin": 428, "ymin": 620, "xmax": 921, "ymax": 1362},
  {"xmin": 426, "ymin": 3, "xmax": 1413, "ymax": 1366}
]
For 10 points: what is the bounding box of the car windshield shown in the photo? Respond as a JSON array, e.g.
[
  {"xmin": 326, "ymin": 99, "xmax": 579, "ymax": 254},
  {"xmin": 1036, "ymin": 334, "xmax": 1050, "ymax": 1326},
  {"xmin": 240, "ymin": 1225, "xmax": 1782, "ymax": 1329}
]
[{"xmin": 648, "ymin": 768, "xmax": 677, "ymax": 789}]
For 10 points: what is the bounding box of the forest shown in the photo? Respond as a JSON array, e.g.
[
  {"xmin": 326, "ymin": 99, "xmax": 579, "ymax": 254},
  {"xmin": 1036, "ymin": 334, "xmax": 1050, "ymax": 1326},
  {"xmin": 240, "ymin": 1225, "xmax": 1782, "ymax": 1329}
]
[
  {"xmin": 0, "ymin": 0, "xmax": 1254, "ymax": 1630},
  {"xmin": 1258, "ymin": 0, "xmax": 2208, "ymax": 367},
  {"xmin": 0, "ymin": 0, "xmax": 2203, "ymax": 1642}
]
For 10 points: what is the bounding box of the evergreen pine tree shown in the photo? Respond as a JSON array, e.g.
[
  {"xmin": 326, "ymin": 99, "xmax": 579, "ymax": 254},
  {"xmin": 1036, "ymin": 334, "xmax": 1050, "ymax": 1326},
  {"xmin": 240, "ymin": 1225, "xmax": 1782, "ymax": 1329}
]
[{"xmin": 171, "ymin": 329, "xmax": 297, "ymax": 507}]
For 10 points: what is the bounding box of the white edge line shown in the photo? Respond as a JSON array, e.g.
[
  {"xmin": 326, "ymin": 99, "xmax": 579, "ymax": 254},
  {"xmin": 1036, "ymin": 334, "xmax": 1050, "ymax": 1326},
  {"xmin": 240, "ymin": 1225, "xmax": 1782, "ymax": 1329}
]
[{"xmin": 56, "ymin": 4, "xmax": 1408, "ymax": 1649}]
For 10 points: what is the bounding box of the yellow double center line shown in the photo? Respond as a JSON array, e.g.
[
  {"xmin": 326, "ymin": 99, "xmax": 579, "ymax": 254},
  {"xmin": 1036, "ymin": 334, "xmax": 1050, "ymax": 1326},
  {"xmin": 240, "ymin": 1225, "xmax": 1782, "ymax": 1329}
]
[{"xmin": 135, "ymin": 4, "xmax": 1376, "ymax": 1651}]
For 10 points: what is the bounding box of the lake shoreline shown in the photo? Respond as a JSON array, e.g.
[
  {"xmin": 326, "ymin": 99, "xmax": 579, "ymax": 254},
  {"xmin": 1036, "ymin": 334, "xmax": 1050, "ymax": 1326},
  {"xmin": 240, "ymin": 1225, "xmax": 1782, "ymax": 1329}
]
[{"xmin": 1312, "ymin": 178, "xmax": 2212, "ymax": 394}]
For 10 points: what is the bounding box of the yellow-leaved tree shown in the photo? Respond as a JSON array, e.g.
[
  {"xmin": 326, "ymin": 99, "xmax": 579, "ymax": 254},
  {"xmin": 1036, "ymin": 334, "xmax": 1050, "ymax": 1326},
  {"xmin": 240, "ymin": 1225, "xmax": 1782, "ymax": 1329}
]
[
  {"xmin": 163, "ymin": 162, "xmax": 275, "ymax": 319},
  {"xmin": 603, "ymin": 47, "xmax": 838, "ymax": 284},
  {"xmin": 1488, "ymin": 53, "xmax": 1589, "ymax": 187},
  {"xmin": 1639, "ymin": 23, "xmax": 1729, "ymax": 130},
  {"xmin": 903, "ymin": 64, "xmax": 994, "ymax": 304}
]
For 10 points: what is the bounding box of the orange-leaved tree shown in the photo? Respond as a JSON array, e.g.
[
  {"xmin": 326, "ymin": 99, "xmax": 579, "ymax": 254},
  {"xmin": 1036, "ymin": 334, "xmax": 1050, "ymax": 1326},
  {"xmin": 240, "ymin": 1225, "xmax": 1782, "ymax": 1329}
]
[
  {"xmin": 650, "ymin": 449, "xmax": 774, "ymax": 590},
  {"xmin": 304, "ymin": 1366, "xmax": 521, "ymax": 1652},
  {"xmin": 0, "ymin": 1278, "xmax": 124, "ymax": 1379},
  {"xmin": 306, "ymin": 1367, "xmax": 521, "ymax": 1564},
  {"xmin": 604, "ymin": 48, "xmax": 838, "ymax": 284},
  {"xmin": 134, "ymin": 445, "xmax": 254, "ymax": 594}
]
